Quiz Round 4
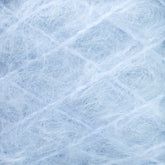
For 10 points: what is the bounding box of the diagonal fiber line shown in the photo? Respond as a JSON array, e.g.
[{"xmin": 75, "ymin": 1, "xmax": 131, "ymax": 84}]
[
  {"xmin": 0, "ymin": 0, "xmax": 132, "ymax": 81},
  {"xmin": 0, "ymin": 1, "xmax": 56, "ymax": 39},
  {"xmin": 36, "ymin": 94, "xmax": 163, "ymax": 163},
  {"xmin": 0, "ymin": 38, "xmax": 163, "ymax": 137}
]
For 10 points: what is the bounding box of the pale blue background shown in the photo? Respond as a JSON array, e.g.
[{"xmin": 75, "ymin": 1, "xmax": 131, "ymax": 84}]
[{"xmin": 0, "ymin": 0, "xmax": 165, "ymax": 164}]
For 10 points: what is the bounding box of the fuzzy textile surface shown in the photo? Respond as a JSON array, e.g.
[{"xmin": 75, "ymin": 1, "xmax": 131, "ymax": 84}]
[{"xmin": 0, "ymin": 0, "xmax": 165, "ymax": 165}]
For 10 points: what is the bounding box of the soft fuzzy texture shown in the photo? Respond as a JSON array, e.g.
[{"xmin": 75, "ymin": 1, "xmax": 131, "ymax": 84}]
[{"xmin": 0, "ymin": 0, "xmax": 165, "ymax": 164}]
